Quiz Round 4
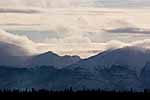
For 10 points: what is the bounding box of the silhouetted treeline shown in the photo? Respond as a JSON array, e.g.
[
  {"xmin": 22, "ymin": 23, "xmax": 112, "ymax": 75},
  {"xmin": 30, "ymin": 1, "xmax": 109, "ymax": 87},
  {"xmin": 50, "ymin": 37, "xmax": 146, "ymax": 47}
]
[{"xmin": 1, "ymin": 88, "xmax": 150, "ymax": 97}]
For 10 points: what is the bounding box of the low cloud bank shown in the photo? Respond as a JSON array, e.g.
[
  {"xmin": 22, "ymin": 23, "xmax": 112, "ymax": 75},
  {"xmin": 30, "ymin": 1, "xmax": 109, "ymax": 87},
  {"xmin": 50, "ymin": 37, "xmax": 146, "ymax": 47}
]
[
  {"xmin": 1, "ymin": 29, "xmax": 150, "ymax": 58},
  {"xmin": 0, "ymin": 29, "xmax": 38, "ymax": 56}
]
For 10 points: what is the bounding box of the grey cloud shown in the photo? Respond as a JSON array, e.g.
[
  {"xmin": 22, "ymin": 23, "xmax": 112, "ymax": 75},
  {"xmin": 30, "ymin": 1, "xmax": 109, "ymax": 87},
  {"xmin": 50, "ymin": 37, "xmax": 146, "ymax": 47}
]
[
  {"xmin": 95, "ymin": 0, "xmax": 150, "ymax": 8},
  {"xmin": 6, "ymin": 30, "xmax": 52, "ymax": 42},
  {"xmin": 0, "ymin": 41, "xmax": 28, "ymax": 57},
  {"xmin": 0, "ymin": 23, "xmax": 41, "ymax": 26},
  {"xmin": 104, "ymin": 27, "xmax": 150, "ymax": 34},
  {"xmin": 0, "ymin": 8, "xmax": 41, "ymax": 14}
]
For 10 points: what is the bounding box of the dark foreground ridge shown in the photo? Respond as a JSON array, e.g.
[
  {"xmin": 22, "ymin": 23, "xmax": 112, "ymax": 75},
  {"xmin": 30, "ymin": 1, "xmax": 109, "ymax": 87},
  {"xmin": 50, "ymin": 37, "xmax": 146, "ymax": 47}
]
[{"xmin": 1, "ymin": 89, "xmax": 150, "ymax": 97}]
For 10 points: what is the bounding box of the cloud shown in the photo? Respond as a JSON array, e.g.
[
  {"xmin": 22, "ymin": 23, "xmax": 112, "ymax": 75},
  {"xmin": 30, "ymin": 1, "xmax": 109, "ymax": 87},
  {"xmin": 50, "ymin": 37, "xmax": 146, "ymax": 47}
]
[
  {"xmin": 0, "ymin": 1, "xmax": 150, "ymax": 58},
  {"xmin": 39, "ymin": 38, "xmax": 128, "ymax": 58},
  {"xmin": 0, "ymin": 41, "xmax": 28, "ymax": 56},
  {"xmin": 104, "ymin": 27, "xmax": 150, "ymax": 34},
  {"xmin": 41, "ymin": 19, "xmax": 136, "ymax": 44},
  {"xmin": 0, "ymin": 0, "xmax": 96, "ymax": 8},
  {"xmin": 0, "ymin": 29, "xmax": 38, "ymax": 55},
  {"xmin": 0, "ymin": 8, "xmax": 42, "ymax": 13},
  {"xmin": 0, "ymin": 0, "xmax": 150, "ymax": 8},
  {"xmin": 2, "ymin": 28, "xmax": 150, "ymax": 58},
  {"xmin": 94, "ymin": 0, "xmax": 150, "ymax": 8},
  {"xmin": 43, "ymin": 37, "xmax": 150, "ymax": 58},
  {"xmin": 131, "ymin": 39, "xmax": 150, "ymax": 49}
]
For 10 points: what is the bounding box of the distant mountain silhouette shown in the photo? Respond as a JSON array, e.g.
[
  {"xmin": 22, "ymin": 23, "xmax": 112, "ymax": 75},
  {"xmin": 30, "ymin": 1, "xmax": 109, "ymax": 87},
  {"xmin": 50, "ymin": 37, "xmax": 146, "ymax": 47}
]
[
  {"xmin": 26, "ymin": 51, "xmax": 81, "ymax": 69},
  {"xmin": 1, "ymin": 46, "xmax": 150, "ymax": 90},
  {"xmin": 0, "ymin": 64, "xmax": 146, "ymax": 91},
  {"xmin": 0, "ymin": 42, "xmax": 81, "ymax": 68}
]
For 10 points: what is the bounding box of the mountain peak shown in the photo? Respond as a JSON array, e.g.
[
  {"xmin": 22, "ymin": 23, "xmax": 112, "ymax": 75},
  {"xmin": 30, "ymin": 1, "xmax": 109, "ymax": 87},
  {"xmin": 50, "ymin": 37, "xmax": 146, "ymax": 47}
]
[
  {"xmin": 26, "ymin": 51, "xmax": 81, "ymax": 69},
  {"xmin": 40, "ymin": 51, "xmax": 60, "ymax": 57}
]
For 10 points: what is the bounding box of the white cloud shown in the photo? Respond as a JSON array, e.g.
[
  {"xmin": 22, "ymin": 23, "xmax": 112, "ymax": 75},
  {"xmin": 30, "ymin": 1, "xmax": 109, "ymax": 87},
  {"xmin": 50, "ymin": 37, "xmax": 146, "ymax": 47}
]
[
  {"xmin": 0, "ymin": 29, "xmax": 38, "ymax": 55},
  {"xmin": 0, "ymin": 1, "xmax": 150, "ymax": 58},
  {"xmin": 0, "ymin": 7, "xmax": 150, "ymax": 58},
  {"xmin": 0, "ymin": 28, "xmax": 125, "ymax": 57},
  {"xmin": 131, "ymin": 39, "xmax": 150, "ymax": 49},
  {"xmin": 0, "ymin": 0, "xmax": 150, "ymax": 9},
  {"xmin": 2, "ymin": 28, "xmax": 150, "ymax": 58},
  {"xmin": 37, "ymin": 38, "xmax": 150, "ymax": 58},
  {"xmin": 0, "ymin": 0, "xmax": 95, "ymax": 8}
]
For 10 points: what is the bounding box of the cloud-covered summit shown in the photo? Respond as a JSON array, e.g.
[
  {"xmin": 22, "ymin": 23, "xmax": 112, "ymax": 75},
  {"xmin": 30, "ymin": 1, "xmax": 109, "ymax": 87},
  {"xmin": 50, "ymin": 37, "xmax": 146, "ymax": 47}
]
[{"xmin": 0, "ymin": 29, "xmax": 37, "ymax": 56}]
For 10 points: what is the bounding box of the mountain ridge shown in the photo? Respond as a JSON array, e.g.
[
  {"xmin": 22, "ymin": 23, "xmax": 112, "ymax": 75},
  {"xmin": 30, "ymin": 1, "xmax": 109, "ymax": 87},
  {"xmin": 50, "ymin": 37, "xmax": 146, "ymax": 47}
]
[{"xmin": 68, "ymin": 46, "xmax": 150, "ymax": 75}]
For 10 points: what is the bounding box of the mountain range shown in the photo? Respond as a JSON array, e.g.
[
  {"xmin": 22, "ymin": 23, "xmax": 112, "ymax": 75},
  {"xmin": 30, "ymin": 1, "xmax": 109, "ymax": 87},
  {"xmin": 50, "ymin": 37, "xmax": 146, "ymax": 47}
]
[
  {"xmin": 1, "ymin": 44, "xmax": 150, "ymax": 91},
  {"xmin": 0, "ymin": 42, "xmax": 81, "ymax": 68},
  {"xmin": 69, "ymin": 46, "xmax": 150, "ymax": 75},
  {"xmin": 25, "ymin": 51, "xmax": 81, "ymax": 69}
]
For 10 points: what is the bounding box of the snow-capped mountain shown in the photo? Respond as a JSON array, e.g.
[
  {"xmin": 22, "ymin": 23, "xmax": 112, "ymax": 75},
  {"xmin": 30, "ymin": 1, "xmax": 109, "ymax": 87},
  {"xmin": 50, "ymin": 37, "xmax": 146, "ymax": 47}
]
[{"xmin": 69, "ymin": 46, "xmax": 150, "ymax": 74}]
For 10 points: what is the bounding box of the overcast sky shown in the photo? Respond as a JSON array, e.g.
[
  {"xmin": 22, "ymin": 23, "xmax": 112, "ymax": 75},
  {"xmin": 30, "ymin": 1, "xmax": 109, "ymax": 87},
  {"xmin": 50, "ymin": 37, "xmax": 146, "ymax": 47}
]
[
  {"xmin": 0, "ymin": 0, "xmax": 150, "ymax": 58},
  {"xmin": 0, "ymin": 0, "xmax": 150, "ymax": 8}
]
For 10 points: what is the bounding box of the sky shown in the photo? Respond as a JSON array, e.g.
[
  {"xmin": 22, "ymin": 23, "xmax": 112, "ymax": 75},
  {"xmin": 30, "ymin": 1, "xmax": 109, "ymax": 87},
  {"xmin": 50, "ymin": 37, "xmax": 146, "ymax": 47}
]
[{"xmin": 0, "ymin": 0, "xmax": 150, "ymax": 58}]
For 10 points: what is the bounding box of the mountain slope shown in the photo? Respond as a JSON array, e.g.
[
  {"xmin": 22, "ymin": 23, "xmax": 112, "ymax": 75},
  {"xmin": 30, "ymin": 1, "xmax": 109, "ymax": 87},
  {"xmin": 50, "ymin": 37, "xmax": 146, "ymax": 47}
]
[
  {"xmin": 0, "ymin": 41, "xmax": 81, "ymax": 68},
  {"xmin": 0, "ymin": 65, "xmax": 145, "ymax": 91},
  {"xmin": 69, "ymin": 46, "xmax": 150, "ymax": 74},
  {"xmin": 0, "ymin": 42, "xmax": 29, "ymax": 67},
  {"xmin": 0, "ymin": 45, "xmax": 150, "ymax": 90},
  {"xmin": 140, "ymin": 62, "xmax": 150, "ymax": 89}
]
